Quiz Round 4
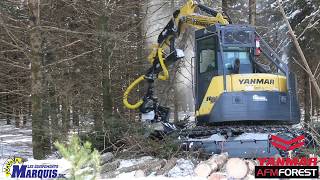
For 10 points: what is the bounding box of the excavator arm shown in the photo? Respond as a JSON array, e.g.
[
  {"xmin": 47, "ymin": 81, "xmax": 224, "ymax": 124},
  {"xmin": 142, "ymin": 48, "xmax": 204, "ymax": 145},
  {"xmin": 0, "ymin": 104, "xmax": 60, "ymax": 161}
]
[{"xmin": 123, "ymin": 0, "xmax": 230, "ymax": 121}]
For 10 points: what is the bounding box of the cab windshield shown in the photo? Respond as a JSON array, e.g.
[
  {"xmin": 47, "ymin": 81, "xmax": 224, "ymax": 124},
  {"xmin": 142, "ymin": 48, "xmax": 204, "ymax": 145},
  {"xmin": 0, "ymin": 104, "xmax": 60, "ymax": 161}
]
[{"xmin": 223, "ymin": 47, "xmax": 252, "ymax": 74}]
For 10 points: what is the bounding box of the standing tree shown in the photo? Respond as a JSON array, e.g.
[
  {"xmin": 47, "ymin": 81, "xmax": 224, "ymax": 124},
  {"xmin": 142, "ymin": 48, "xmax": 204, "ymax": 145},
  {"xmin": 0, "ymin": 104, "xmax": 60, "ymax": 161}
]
[
  {"xmin": 28, "ymin": 0, "xmax": 48, "ymax": 159},
  {"xmin": 249, "ymin": 0, "xmax": 256, "ymax": 25}
]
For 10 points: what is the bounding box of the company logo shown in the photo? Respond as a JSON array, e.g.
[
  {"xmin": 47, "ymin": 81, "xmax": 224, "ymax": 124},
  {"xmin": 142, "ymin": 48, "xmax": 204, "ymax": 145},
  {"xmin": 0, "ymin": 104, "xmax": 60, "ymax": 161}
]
[
  {"xmin": 270, "ymin": 134, "xmax": 305, "ymax": 151},
  {"xmin": 239, "ymin": 79, "xmax": 275, "ymax": 85},
  {"xmin": 3, "ymin": 157, "xmax": 24, "ymax": 177},
  {"xmin": 2, "ymin": 156, "xmax": 65, "ymax": 179},
  {"xmin": 252, "ymin": 95, "xmax": 267, "ymax": 102},
  {"xmin": 206, "ymin": 96, "xmax": 217, "ymax": 103},
  {"xmin": 255, "ymin": 134, "xmax": 319, "ymax": 179}
]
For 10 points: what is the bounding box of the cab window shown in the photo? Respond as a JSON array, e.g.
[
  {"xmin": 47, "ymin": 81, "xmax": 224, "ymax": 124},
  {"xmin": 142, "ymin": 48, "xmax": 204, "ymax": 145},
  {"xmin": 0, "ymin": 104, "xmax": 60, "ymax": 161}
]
[{"xmin": 198, "ymin": 37, "xmax": 217, "ymax": 74}]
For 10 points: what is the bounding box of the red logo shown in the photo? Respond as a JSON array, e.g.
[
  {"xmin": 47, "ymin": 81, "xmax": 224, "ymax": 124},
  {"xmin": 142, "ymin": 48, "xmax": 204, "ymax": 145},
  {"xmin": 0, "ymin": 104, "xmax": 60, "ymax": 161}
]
[{"xmin": 270, "ymin": 135, "xmax": 305, "ymax": 151}]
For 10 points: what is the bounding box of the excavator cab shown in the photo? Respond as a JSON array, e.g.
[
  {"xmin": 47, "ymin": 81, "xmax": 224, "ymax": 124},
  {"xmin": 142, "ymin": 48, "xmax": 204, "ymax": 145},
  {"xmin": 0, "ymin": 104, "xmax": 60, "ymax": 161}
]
[{"xmin": 195, "ymin": 24, "xmax": 300, "ymax": 126}]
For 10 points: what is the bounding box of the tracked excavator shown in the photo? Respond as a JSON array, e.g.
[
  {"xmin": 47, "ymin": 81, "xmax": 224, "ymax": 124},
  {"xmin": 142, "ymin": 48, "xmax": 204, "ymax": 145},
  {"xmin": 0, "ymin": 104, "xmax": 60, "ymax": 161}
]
[{"xmin": 122, "ymin": 0, "xmax": 308, "ymax": 158}]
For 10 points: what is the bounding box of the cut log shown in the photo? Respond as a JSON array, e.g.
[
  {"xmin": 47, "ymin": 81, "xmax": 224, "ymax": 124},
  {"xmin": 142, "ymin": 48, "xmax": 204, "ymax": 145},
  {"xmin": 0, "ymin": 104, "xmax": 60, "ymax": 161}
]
[
  {"xmin": 100, "ymin": 160, "xmax": 120, "ymax": 173},
  {"xmin": 194, "ymin": 162, "xmax": 212, "ymax": 177},
  {"xmin": 134, "ymin": 170, "xmax": 146, "ymax": 177},
  {"xmin": 208, "ymin": 172, "xmax": 227, "ymax": 180},
  {"xmin": 100, "ymin": 152, "xmax": 114, "ymax": 165},
  {"xmin": 245, "ymin": 174, "xmax": 255, "ymax": 180},
  {"xmin": 195, "ymin": 153, "xmax": 228, "ymax": 177},
  {"xmin": 245, "ymin": 160, "xmax": 255, "ymax": 175},
  {"xmin": 226, "ymin": 158, "xmax": 248, "ymax": 179},
  {"xmin": 156, "ymin": 158, "xmax": 177, "ymax": 175},
  {"xmin": 207, "ymin": 153, "xmax": 228, "ymax": 172}
]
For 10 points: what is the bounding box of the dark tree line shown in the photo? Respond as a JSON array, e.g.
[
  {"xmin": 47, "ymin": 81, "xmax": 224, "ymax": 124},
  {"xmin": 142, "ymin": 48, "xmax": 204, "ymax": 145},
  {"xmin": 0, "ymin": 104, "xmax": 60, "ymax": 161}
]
[{"xmin": 0, "ymin": 0, "xmax": 146, "ymax": 159}]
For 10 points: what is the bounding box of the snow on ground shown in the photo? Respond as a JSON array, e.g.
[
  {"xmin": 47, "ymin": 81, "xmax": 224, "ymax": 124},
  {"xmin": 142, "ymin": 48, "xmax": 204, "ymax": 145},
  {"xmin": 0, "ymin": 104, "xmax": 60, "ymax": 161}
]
[
  {"xmin": 167, "ymin": 159, "xmax": 195, "ymax": 177},
  {"xmin": 0, "ymin": 120, "xmax": 33, "ymax": 159},
  {"xmin": 118, "ymin": 156, "xmax": 154, "ymax": 168},
  {"xmin": 233, "ymin": 133, "xmax": 269, "ymax": 141},
  {"xmin": 108, "ymin": 176, "xmax": 206, "ymax": 180},
  {"xmin": 106, "ymin": 158, "xmax": 206, "ymax": 180}
]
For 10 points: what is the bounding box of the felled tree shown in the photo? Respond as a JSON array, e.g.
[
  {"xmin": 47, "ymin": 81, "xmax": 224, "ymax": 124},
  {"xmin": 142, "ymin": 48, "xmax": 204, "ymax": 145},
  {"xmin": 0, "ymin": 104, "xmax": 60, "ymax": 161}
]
[{"xmin": 54, "ymin": 135, "xmax": 100, "ymax": 180}]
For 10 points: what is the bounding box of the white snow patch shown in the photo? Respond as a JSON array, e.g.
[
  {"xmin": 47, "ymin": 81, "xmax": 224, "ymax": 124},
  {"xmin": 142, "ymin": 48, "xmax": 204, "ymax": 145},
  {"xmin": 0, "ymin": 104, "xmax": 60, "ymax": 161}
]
[
  {"xmin": 106, "ymin": 158, "xmax": 205, "ymax": 180},
  {"xmin": 188, "ymin": 134, "xmax": 226, "ymax": 142},
  {"xmin": 0, "ymin": 120, "xmax": 33, "ymax": 159},
  {"xmin": 116, "ymin": 171, "xmax": 137, "ymax": 178},
  {"xmin": 167, "ymin": 159, "xmax": 195, "ymax": 177},
  {"xmin": 279, "ymin": 24, "xmax": 287, "ymax": 30},
  {"xmin": 288, "ymin": 10, "xmax": 301, "ymax": 19},
  {"xmin": 281, "ymin": 52, "xmax": 289, "ymax": 64},
  {"xmin": 106, "ymin": 176, "xmax": 206, "ymax": 180},
  {"xmin": 118, "ymin": 156, "xmax": 154, "ymax": 169},
  {"xmin": 233, "ymin": 133, "xmax": 269, "ymax": 141}
]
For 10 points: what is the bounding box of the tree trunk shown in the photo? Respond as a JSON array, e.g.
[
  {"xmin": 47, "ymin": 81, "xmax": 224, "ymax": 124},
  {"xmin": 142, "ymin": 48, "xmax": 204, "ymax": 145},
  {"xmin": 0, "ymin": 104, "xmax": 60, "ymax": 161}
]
[
  {"xmin": 72, "ymin": 105, "xmax": 79, "ymax": 126},
  {"xmin": 29, "ymin": 0, "xmax": 46, "ymax": 159},
  {"xmin": 62, "ymin": 97, "xmax": 70, "ymax": 134},
  {"xmin": 173, "ymin": 87, "xmax": 179, "ymax": 123},
  {"xmin": 41, "ymin": 58, "xmax": 51, "ymax": 152},
  {"xmin": 49, "ymin": 80, "xmax": 59, "ymax": 143},
  {"xmin": 22, "ymin": 101, "xmax": 27, "ymax": 126},
  {"xmin": 14, "ymin": 107, "xmax": 20, "ymax": 128},
  {"xmin": 304, "ymin": 74, "xmax": 311, "ymax": 125},
  {"xmin": 93, "ymin": 107, "xmax": 103, "ymax": 131},
  {"xmin": 6, "ymin": 95, "xmax": 11, "ymax": 125},
  {"xmin": 249, "ymin": 0, "xmax": 256, "ymax": 25},
  {"xmin": 23, "ymin": 115, "xmax": 27, "ymax": 126},
  {"xmin": 309, "ymin": 78, "xmax": 313, "ymax": 117},
  {"xmin": 222, "ymin": 0, "xmax": 229, "ymax": 14},
  {"xmin": 99, "ymin": 12, "xmax": 113, "ymax": 122},
  {"xmin": 42, "ymin": 96, "xmax": 51, "ymax": 153}
]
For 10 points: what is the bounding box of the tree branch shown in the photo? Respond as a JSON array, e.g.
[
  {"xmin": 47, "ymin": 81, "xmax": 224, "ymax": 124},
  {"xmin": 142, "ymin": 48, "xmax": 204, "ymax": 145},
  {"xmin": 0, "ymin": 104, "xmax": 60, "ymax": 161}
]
[{"xmin": 45, "ymin": 48, "xmax": 100, "ymax": 67}]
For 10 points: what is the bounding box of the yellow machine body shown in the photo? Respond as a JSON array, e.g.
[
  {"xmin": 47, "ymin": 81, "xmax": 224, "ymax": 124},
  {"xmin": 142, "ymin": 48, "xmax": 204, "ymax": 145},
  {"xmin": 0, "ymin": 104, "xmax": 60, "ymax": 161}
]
[{"xmin": 196, "ymin": 74, "xmax": 287, "ymax": 116}]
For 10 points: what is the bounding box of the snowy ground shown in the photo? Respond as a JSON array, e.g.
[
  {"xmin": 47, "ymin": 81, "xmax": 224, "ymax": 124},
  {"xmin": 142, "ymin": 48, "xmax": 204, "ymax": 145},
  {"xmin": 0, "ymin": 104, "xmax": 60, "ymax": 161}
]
[
  {"xmin": 0, "ymin": 120, "xmax": 33, "ymax": 159},
  {"xmin": 0, "ymin": 117, "xmax": 319, "ymax": 179},
  {"xmin": 104, "ymin": 156, "xmax": 207, "ymax": 180}
]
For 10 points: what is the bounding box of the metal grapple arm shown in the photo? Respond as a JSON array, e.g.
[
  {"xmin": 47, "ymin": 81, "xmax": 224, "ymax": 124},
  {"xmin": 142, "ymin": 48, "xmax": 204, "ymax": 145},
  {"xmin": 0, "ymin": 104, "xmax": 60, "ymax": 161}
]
[{"xmin": 123, "ymin": 0, "xmax": 230, "ymax": 119}]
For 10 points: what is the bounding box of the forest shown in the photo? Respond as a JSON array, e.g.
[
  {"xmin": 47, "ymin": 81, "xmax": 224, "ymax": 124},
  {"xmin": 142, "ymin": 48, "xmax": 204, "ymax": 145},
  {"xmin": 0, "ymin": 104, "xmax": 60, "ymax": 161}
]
[{"xmin": 0, "ymin": 0, "xmax": 319, "ymax": 179}]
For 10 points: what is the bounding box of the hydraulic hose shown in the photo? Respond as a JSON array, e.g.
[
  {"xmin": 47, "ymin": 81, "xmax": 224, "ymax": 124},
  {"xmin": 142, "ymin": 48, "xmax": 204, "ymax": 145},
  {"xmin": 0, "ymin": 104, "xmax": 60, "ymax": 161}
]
[
  {"xmin": 123, "ymin": 75, "xmax": 145, "ymax": 110},
  {"xmin": 157, "ymin": 48, "xmax": 169, "ymax": 80},
  {"xmin": 123, "ymin": 47, "xmax": 169, "ymax": 109}
]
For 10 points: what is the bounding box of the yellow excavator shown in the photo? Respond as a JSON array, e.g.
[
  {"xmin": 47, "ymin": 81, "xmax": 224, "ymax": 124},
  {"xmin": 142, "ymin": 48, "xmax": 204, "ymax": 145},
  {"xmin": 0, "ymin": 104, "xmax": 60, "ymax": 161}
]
[{"xmin": 122, "ymin": 0, "xmax": 302, "ymax": 157}]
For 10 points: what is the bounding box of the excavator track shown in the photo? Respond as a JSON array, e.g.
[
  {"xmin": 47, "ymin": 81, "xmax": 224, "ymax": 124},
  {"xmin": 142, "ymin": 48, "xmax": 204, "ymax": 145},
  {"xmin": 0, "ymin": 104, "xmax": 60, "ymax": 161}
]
[
  {"xmin": 176, "ymin": 125, "xmax": 315, "ymax": 158},
  {"xmin": 178, "ymin": 125, "xmax": 303, "ymax": 138}
]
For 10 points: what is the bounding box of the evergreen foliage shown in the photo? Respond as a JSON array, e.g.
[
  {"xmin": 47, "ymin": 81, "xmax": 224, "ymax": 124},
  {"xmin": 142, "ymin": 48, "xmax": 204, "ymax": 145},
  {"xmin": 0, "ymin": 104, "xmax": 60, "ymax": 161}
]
[{"xmin": 54, "ymin": 135, "xmax": 100, "ymax": 180}]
